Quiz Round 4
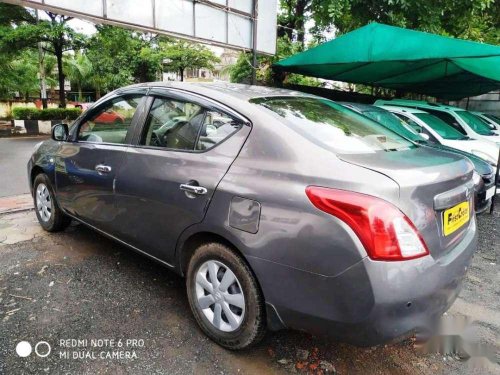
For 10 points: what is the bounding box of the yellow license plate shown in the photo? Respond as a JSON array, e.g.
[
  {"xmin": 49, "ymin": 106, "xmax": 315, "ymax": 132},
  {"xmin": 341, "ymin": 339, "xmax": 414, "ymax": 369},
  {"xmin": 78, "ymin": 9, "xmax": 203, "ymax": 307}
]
[{"xmin": 443, "ymin": 201, "xmax": 470, "ymax": 236}]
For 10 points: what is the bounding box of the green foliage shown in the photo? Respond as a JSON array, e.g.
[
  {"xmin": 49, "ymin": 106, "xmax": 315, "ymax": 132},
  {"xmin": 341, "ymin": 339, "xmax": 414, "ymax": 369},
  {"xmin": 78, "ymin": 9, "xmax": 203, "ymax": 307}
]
[
  {"xmin": 0, "ymin": 50, "xmax": 39, "ymax": 99},
  {"xmin": 229, "ymin": 36, "xmax": 321, "ymax": 87},
  {"xmin": 161, "ymin": 40, "xmax": 220, "ymax": 81},
  {"xmin": 278, "ymin": 0, "xmax": 311, "ymax": 46},
  {"xmin": 64, "ymin": 53, "xmax": 93, "ymax": 101},
  {"xmin": 309, "ymin": 0, "xmax": 499, "ymax": 44},
  {"xmin": 13, "ymin": 107, "xmax": 82, "ymax": 120},
  {"xmin": 276, "ymin": 0, "xmax": 499, "ymax": 46},
  {"xmin": 0, "ymin": 4, "xmax": 87, "ymax": 107},
  {"xmin": 229, "ymin": 53, "xmax": 254, "ymax": 84},
  {"xmin": 85, "ymin": 26, "xmax": 139, "ymax": 92},
  {"xmin": 85, "ymin": 26, "xmax": 164, "ymax": 95}
]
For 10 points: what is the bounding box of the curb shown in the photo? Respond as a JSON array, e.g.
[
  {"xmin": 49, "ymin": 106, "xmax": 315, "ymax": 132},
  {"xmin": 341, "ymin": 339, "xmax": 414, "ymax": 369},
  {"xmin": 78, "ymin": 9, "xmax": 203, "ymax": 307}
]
[
  {"xmin": 1, "ymin": 120, "xmax": 64, "ymax": 136},
  {"xmin": 0, "ymin": 194, "xmax": 34, "ymax": 215},
  {"xmin": 0, "ymin": 207, "xmax": 34, "ymax": 215}
]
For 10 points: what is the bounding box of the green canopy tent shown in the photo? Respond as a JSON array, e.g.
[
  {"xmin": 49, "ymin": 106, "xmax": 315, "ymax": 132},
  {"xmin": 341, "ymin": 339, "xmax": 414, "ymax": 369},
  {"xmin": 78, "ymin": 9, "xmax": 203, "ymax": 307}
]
[{"xmin": 274, "ymin": 23, "xmax": 500, "ymax": 100}]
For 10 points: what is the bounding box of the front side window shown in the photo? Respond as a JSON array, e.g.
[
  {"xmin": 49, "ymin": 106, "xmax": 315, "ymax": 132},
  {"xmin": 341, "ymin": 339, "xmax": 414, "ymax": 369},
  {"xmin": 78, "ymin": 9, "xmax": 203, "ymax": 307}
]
[
  {"xmin": 141, "ymin": 98, "xmax": 203, "ymax": 150},
  {"xmin": 392, "ymin": 113, "xmax": 422, "ymax": 133},
  {"xmin": 251, "ymin": 97, "xmax": 415, "ymax": 154},
  {"xmin": 140, "ymin": 97, "xmax": 242, "ymax": 151},
  {"xmin": 424, "ymin": 109, "xmax": 466, "ymax": 135},
  {"xmin": 78, "ymin": 96, "xmax": 143, "ymax": 144},
  {"xmin": 456, "ymin": 111, "xmax": 494, "ymax": 136}
]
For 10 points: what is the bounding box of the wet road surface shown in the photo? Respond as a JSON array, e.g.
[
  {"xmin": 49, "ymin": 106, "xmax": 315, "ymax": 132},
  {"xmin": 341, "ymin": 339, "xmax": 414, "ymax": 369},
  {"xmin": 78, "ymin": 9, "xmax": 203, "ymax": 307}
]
[{"xmin": 0, "ymin": 137, "xmax": 48, "ymax": 197}]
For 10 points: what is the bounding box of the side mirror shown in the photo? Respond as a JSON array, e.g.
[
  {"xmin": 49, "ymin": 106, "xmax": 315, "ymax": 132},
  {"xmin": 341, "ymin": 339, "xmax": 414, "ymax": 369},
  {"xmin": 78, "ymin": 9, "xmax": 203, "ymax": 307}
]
[
  {"xmin": 51, "ymin": 123, "xmax": 69, "ymax": 141},
  {"xmin": 419, "ymin": 132, "xmax": 430, "ymax": 141}
]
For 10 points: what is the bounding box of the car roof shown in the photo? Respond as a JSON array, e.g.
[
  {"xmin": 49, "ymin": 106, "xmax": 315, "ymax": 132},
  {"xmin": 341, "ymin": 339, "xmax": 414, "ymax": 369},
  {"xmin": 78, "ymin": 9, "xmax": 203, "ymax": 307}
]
[
  {"xmin": 374, "ymin": 99, "xmax": 466, "ymax": 112},
  {"xmin": 117, "ymin": 81, "xmax": 315, "ymax": 102},
  {"xmin": 377, "ymin": 105, "xmax": 428, "ymax": 114},
  {"xmin": 338, "ymin": 102, "xmax": 386, "ymax": 113}
]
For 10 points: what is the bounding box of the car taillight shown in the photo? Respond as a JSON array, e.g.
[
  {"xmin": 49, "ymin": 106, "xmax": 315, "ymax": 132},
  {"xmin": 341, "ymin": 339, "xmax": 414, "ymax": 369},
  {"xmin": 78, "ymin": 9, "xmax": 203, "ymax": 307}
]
[{"xmin": 305, "ymin": 186, "xmax": 429, "ymax": 261}]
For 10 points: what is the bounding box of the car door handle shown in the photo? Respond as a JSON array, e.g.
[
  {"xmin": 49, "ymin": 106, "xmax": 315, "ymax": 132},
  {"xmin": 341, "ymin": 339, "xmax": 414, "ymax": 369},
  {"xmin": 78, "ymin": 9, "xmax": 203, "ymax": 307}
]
[
  {"xmin": 95, "ymin": 164, "xmax": 112, "ymax": 174},
  {"xmin": 179, "ymin": 183, "xmax": 208, "ymax": 195}
]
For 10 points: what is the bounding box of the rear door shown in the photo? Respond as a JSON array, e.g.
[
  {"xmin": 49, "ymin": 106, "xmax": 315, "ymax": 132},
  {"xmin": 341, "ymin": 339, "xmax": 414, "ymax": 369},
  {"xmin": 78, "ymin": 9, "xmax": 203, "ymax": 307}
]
[
  {"xmin": 55, "ymin": 91, "xmax": 147, "ymax": 234},
  {"xmin": 113, "ymin": 89, "xmax": 251, "ymax": 264}
]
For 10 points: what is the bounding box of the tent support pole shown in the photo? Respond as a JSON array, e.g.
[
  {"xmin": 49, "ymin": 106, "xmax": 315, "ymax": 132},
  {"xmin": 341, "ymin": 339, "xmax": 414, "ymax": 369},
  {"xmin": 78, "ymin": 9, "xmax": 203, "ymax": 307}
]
[{"xmin": 251, "ymin": 0, "xmax": 258, "ymax": 85}]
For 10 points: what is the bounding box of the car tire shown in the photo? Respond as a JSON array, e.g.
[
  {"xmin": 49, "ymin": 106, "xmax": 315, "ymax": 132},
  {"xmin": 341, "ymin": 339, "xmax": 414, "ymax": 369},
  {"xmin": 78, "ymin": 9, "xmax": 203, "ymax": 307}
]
[
  {"xmin": 186, "ymin": 242, "xmax": 266, "ymax": 350},
  {"xmin": 33, "ymin": 173, "xmax": 71, "ymax": 232}
]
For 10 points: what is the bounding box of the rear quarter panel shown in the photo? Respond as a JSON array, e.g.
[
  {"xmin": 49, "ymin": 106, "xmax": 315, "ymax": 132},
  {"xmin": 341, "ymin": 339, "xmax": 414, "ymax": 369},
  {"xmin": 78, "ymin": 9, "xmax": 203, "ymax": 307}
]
[{"xmin": 180, "ymin": 107, "xmax": 401, "ymax": 277}]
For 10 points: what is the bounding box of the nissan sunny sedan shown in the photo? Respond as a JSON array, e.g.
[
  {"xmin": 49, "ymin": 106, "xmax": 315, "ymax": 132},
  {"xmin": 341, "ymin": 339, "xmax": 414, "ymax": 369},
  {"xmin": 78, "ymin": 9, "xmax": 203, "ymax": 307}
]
[{"xmin": 28, "ymin": 83, "xmax": 477, "ymax": 350}]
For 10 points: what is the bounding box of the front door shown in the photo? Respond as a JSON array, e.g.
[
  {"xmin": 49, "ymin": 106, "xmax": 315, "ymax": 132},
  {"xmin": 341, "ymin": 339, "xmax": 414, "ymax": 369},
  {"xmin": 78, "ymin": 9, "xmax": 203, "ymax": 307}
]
[
  {"xmin": 55, "ymin": 94, "xmax": 146, "ymax": 233},
  {"xmin": 113, "ymin": 91, "xmax": 250, "ymax": 264}
]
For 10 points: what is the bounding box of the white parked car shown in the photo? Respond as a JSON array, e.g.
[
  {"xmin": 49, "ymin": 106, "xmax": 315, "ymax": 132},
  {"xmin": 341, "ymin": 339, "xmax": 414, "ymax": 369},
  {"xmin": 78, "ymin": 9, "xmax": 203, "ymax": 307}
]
[
  {"xmin": 375, "ymin": 99, "xmax": 500, "ymax": 146},
  {"xmin": 473, "ymin": 111, "xmax": 500, "ymax": 134},
  {"xmin": 378, "ymin": 105, "xmax": 500, "ymax": 167}
]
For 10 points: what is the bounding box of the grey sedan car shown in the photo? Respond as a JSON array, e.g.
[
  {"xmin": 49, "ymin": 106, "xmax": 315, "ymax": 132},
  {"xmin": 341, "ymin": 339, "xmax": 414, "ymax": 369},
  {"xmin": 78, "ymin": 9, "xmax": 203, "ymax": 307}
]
[{"xmin": 28, "ymin": 83, "xmax": 477, "ymax": 350}]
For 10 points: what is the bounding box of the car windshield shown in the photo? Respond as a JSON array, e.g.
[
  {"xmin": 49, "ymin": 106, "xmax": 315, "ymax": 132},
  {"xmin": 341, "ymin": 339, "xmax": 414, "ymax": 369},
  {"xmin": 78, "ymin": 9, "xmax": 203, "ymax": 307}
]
[
  {"xmin": 456, "ymin": 111, "xmax": 494, "ymax": 136},
  {"xmin": 414, "ymin": 113, "xmax": 468, "ymax": 140},
  {"xmin": 251, "ymin": 97, "xmax": 415, "ymax": 154},
  {"xmin": 363, "ymin": 110, "xmax": 423, "ymax": 142},
  {"xmin": 485, "ymin": 113, "xmax": 500, "ymax": 124}
]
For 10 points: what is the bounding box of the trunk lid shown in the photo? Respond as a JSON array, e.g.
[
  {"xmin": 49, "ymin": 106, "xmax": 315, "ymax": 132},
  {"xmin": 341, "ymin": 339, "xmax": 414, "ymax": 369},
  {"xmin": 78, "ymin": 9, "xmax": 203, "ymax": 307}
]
[{"xmin": 339, "ymin": 147, "xmax": 475, "ymax": 258}]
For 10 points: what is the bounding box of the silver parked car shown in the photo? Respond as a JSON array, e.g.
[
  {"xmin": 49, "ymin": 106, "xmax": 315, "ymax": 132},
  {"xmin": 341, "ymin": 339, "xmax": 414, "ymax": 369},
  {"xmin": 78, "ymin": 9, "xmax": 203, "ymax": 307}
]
[{"xmin": 28, "ymin": 83, "xmax": 477, "ymax": 349}]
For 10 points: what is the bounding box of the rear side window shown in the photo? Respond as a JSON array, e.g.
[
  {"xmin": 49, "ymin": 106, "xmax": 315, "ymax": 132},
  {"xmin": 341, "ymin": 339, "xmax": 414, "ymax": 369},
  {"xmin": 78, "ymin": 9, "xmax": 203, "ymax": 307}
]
[
  {"xmin": 78, "ymin": 95, "xmax": 143, "ymax": 144},
  {"xmin": 251, "ymin": 97, "xmax": 415, "ymax": 154},
  {"xmin": 197, "ymin": 111, "xmax": 243, "ymax": 151},
  {"xmin": 140, "ymin": 97, "xmax": 242, "ymax": 151}
]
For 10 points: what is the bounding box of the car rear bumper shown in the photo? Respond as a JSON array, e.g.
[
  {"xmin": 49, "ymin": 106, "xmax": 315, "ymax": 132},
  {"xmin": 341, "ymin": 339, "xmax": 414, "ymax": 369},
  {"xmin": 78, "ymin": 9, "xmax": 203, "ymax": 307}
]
[
  {"xmin": 251, "ymin": 217, "xmax": 477, "ymax": 346},
  {"xmin": 475, "ymin": 180, "xmax": 496, "ymax": 214}
]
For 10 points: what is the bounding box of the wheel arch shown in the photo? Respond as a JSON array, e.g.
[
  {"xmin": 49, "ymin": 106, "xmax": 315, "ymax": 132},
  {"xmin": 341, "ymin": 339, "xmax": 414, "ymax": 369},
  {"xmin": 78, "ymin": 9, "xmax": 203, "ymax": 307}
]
[
  {"xmin": 30, "ymin": 165, "xmax": 46, "ymax": 195},
  {"xmin": 177, "ymin": 228, "xmax": 287, "ymax": 331},
  {"xmin": 177, "ymin": 231, "xmax": 242, "ymax": 277}
]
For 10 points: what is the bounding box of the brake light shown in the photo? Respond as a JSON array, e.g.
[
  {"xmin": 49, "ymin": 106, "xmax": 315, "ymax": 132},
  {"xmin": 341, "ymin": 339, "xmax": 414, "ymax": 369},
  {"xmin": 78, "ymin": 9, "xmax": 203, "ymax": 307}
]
[{"xmin": 305, "ymin": 186, "xmax": 429, "ymax": 261}]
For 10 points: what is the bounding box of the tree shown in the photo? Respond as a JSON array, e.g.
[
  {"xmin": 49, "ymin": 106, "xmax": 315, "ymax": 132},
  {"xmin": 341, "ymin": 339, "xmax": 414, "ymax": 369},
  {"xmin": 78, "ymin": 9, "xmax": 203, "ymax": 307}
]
[
  {"xmin": 229, "ymin": 36, "xmax": 321, "ymax": 87},
  {"xmin": 0, "ymin": 4, "xmax": 86, "ymax": 107},
  {"xmin": 229, "ymin": 53, "xmax": 254, "ymax": 84},
  {"xmin": 64, "ymin": 53, "xmax": 93, "ymax": 102},
  {"xmin": 161, "ymin": 41, "xmax": 220, "ymax": 81},
  {"xmin": 41, "ymin": 12, "xmax": 86, "ymax": 107},
  {"xmin": 85, "ymin": 26, "xmax": 164, "ymax": 97},
  {"xmin": 0, "ymin": 51, "xmax": 39, "ymax": 100},
  {"xmin": 310, "ymin": 0, "xmax": 499, "ymax": 44},
  {"xmin": 278, "ymin": 0, "xmax": 312, "ymax": 48},
  {"xmin": 276, "ymin": 0, "xmax": 499, "ymax": 48}
]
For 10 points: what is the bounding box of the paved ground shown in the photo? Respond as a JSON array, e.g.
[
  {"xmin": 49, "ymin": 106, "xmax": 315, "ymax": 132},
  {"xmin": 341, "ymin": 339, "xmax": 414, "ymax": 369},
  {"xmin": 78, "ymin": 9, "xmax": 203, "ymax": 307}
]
[
  {"xmin": 0, "ymin": 208, "xmax": 498, "ymax": 374},
  {"xmin": 0, "ymin": 137, "xmax": 48, "ymax": 197}
]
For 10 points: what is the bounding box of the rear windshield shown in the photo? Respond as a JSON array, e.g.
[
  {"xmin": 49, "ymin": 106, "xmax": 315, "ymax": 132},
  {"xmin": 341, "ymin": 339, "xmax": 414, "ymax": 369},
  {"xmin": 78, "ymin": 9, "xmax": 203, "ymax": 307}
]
[
  {"xmin": 251, "ymin": 97, "xmax": 415, "ymax": 154},
  {"xmin": 363, "ymin": 110, "xmax": 423, "ymax": 142},
  {"xmin": 456, "ymin": 111, "xmax": 494, "ymax": 136},
  {"xmin": 414, "ymin": 113, "xmax": 468, "ymax": 140}
]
